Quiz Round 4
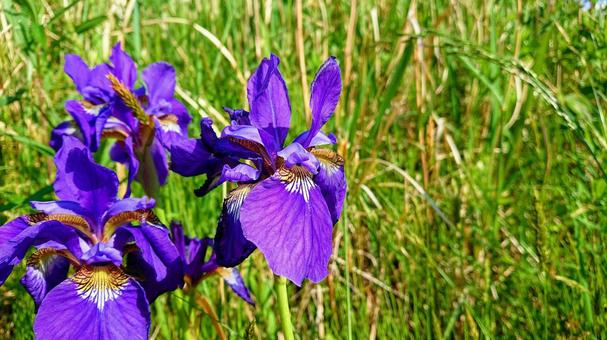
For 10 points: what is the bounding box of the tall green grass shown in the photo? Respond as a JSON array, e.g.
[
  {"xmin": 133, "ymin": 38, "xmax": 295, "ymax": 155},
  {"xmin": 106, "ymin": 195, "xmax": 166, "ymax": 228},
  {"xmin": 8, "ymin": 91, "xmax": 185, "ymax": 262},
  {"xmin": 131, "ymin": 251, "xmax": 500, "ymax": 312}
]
[{"xmin": 1, "ymin": 0, "xmax": 606, "ymax": 338}]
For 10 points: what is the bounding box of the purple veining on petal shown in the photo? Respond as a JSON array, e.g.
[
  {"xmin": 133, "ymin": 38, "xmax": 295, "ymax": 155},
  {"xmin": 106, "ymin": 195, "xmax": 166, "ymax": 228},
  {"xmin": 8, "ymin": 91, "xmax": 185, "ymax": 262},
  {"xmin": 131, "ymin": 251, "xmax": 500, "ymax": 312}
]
[
  {"xmin": 34, "ymin": 268, "xmax": 150, "ymax": 340},
  {"xmin": 240, "ymin": 170, "xmax": 333, "ymax": 285}
]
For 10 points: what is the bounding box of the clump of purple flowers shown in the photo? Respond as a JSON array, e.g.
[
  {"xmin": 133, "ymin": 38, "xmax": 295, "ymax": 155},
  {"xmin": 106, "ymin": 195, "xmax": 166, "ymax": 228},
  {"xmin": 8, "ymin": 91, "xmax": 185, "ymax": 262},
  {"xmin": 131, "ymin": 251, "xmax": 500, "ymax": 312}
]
[
  {"xmin": 0, "ymin": 46, "xmax": 345, "ymax": 339},
  {"xmin": 52, "ymin": 43, "xmax": 191, "ymax": 197}
]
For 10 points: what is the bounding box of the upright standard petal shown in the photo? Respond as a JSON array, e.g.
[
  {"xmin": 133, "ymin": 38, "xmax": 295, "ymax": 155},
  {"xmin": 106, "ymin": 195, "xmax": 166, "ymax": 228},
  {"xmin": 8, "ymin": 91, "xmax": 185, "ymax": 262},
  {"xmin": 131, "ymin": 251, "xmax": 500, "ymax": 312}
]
[
  {"xmin": 34, "ymin": 266, "xmax": 150, "ymax": 340},
  {"xmin": 184, "ymin": 238, "xmax": 213, "ymax": 285},
  {"xmin": 86, "ymin": 64, "xmax": 113, "ymax": 102},
  {"xmin": 240, "ymin": 168, "xmax": 333, "ymax": 285},
  {"xmin": 142, "ymin": 62, "xmax": 176, "ymax": 106},
  {"xmin": 54, "ymin": 136, "xmax": 119, "ymax": 221},
  {"xmin": 64, "ymin": 54, "xmax": 90, "ymax": 93},
  {"xmin": 64, "ymin": 54, "xmax": 112, "ymax": 104},
  {"xmin": 247, "ymin": 54, "xmax": 291, "ymax": 147},
  {"xmin": 214, "ymin": 185, "xmax": 257, "ymax": 267},
  {"xmin": 109, "ymin": 43, "xmax": 137, "ymax": 89},
  {"xmin": 311, "ymin": 148, "xmax": 347, "ymax": 224},
  {"xmin": 169, "ymin": 221, "xmax": 187, "ymax": 262},
  {"xmin": 303, "ymin": 57, "xmax": 342, "ymax": 147}
]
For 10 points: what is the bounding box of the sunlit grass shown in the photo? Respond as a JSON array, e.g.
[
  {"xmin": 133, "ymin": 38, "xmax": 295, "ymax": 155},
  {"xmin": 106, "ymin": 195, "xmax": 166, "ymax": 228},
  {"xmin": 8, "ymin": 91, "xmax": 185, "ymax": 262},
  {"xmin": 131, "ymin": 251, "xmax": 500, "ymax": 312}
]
[{"xmin": 1, "ymin": 0, "xmax": 607, "ymax": 338}]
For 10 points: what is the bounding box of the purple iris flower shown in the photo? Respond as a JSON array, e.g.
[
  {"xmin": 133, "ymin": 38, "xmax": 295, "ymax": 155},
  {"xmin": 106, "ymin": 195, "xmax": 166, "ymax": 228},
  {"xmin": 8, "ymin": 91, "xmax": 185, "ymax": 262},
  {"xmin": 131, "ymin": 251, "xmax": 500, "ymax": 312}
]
[
  {"xmin": 0, "ymin": 136, "xmax": 183, "ymax": 339},
  {"xmin": 171, "ymin": 55, "xmax": 346, "ymax": 286},
  {"xmin": 51, "ymin": 43, "xmax": 191, "ymax": 197},
  {"xmin": 169, "ymin": 221, "xmax": 254, "ymax": 305}
]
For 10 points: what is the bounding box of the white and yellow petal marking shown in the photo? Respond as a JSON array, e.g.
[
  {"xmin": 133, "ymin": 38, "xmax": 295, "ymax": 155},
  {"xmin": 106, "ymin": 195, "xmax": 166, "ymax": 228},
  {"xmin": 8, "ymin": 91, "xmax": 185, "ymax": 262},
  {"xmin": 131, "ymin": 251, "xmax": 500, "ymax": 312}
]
[
  {"xmin": 72, "ymin": 265, "xmax": 129, "ymax": 310},
  {"xmin": 226, "ymin": 184, "xmax": 253, "ymax": 218},
  {"xmin": 81, "ymin": 100, "xmax": 105, "ymax": 116},
  {"xmin": 216, "ymin": 267, "xmax": 237, "ymax": 285},
  {"xmin": 102, "ymin": 117, "xmax": 130, "ymax": 140},
  {"xmin": 311, "ymin": 148, "xmax": 344, "ymax": 176},
  {"xmin": 157, "ymin": 114, "xmax": 181, "ymax": 133},
  {"xmin": 277, "ymin": 166, "xmax": 315, "ymax": 202}
]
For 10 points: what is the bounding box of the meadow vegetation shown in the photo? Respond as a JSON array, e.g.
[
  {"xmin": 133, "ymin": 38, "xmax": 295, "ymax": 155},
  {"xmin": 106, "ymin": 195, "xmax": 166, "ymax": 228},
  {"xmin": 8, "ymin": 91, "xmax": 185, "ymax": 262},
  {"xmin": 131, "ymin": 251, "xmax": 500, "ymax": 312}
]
[{"xmin": 1, "ymin": 0, "xmax": 607, "ymax": 338}]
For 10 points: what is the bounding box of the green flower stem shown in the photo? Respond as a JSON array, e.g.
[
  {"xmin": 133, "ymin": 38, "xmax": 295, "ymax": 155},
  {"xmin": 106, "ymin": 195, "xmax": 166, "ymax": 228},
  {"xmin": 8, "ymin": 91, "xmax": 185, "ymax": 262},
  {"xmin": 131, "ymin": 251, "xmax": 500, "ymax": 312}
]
[{"xmin": 277, "ymin": 276, "xmax": 295, "ymax": 340}]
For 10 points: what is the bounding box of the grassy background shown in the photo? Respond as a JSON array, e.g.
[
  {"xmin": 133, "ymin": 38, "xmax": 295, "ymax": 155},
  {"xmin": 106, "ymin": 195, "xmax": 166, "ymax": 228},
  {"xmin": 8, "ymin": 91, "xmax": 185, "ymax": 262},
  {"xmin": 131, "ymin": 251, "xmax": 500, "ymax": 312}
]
[{"xmin": 1, "ymin": 0, "xmax": 607, "ymax": 338}]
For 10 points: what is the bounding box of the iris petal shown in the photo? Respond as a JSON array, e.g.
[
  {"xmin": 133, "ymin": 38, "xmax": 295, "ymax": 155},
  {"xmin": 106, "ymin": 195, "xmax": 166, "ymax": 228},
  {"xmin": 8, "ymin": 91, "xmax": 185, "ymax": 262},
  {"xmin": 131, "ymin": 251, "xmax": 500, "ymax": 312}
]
[
  {"xmin": 21, "ymin": 248, "xmax": 70, "ymax": 308},
  {"xmin": 184, "ymin": 237, "xmax": 213, "ymax": 285},
  {"xmin": 21, "ymin": 207, "xmax": 96, "ymax": 242},
  {"xmin": 139, "ymin": 137, "xmax": 169, "ymax": 197},
  {"xmin": 240, "ymin": 168, "xmax": 333, "ymax": 285},
  {"xmin": 109, "ymin": 43, "xmax": 137, "ymax": 89},
  {"xmin": 304, "ymin": 57, "xmax": 342, "ymax": 148},
  {"xmin": 214, "ymin": 184, "xmax": 257, "ymax": 267},
  {"xmin": 64, "ymin": 54, "xmax": 91, "ymax": 93},
  {"xmin": 100, "ymin": 198, "xmax": 156, "ymax": 241},
  {"xmin": 54, "ymin": 136, "xmax": 119, "ymax": 222},
  {"xmin": 311, "ymin": 148, "xmax": 347, "ymax": 224},
  {"xmin": 49, "ymin": 121, "xmax": 80, "ymax": 151},
  {"xmin": 277, "ymin": 143, "xmax": 320, "ymax": 174},
  {"xmin": 142, "ymin": 62, "xmax": 176, "ymax": 106},
  {"xmin": 34, "ymin": 265, "xmax": 150, "ymax": 340},
  {"xmin": 216, "ymin": 267, "xmax": 255, "ymax": 306},
  {"xmin": 169, "ymin": 222, "xmax": 213, "ymax": 286},
  {"xmin": 114, "ymin": 222, "xmax": 183, "ymax": 302},
  {"xmin": 293, "ymin": 130, "xmax": 337, "ymax": 147},
  {"xmin": 30, "ymin": 200, "xmax": 91, "ymax": 219},
  {"xmin": 0, "ymin": 215, "xmax": 31, "ymax": 245},
  {"xmin": 220, "ymin": 164, "xmax": 260, "ymax": 183},
  {"xmin": 109, "ymin": 136, "xmax": 138, "ymax": 197},
  {"xmin": 0, "ymin": 221, "xmax": 83, "ymax": 285},
  {"xmin": 64, "ymin": 100, "xmax": 96, "ymax": 150},
  {"xmin": 247, "ymin": 54, "xmax": 291, "ymax": 148}
]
